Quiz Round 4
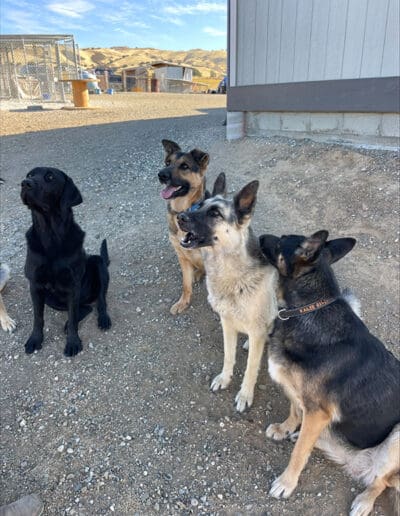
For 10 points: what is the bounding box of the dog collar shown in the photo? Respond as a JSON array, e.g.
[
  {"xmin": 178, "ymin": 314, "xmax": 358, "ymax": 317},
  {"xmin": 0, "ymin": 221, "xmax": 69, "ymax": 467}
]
[
  {"xmin": 187, "ymin": 201, "xmax": 202, "ymax": 212},
  {"xmin": 278, "ymin": 297, "xmax": 338, "ymax": 321}
]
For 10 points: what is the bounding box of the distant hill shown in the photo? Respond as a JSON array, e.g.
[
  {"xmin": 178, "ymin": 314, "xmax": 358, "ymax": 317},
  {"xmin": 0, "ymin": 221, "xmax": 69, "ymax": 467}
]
[{"xmin": 79, "ymin": 47, "xmax": 227, "ymax": 79}]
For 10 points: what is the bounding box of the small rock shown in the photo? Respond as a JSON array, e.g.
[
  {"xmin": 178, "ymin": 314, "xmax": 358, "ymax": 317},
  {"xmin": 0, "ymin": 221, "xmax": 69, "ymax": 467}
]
[{"xmin": 57, "ymin": 445, "xmax": 65, "ymax": 453}]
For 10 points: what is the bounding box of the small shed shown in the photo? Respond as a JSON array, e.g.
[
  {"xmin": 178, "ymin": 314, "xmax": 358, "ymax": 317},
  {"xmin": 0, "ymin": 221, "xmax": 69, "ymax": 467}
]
[{"xmin": 122, "ymin": 61, "xmax": 202, "ymax": 93}]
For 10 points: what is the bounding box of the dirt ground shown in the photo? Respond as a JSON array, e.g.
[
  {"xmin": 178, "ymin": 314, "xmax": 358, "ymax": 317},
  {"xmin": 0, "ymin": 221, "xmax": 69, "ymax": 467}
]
[{"xmin": 0, "ymin": 93, "xmax": 399, "ymax": 516}]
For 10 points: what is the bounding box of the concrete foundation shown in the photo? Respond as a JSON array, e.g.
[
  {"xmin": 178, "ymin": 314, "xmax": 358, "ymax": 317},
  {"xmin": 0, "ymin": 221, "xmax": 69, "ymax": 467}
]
[{"xmin": 231, "ymin": 111, "xmax": 400, "ymax": 149}]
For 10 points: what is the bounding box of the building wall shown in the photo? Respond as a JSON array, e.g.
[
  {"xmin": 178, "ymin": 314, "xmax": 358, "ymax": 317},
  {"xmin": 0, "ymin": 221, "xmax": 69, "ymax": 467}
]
[
  {"xmin": 228, "ymin": 0, "xmax": 400, "ymax": 145},
  {"xmin": 232, "ymin": 0, "xmax": 399, "ymax": 87}
]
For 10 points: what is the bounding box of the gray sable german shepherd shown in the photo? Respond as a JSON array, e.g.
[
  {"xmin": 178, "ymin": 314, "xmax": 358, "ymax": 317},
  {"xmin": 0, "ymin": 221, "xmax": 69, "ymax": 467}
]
[
  {"xmin": 177, "ymin": 176, "xmax": 278, "ymax": 412},
  {"xmin": 158, "ymin": 139, "xmax": 210, "ymax": 315}
]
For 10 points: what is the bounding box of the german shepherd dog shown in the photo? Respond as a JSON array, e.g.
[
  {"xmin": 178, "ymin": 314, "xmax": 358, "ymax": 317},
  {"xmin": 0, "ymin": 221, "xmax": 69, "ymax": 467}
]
[
  {"xmin": 260, "ymin": 230, "xmax": 400, "ymax": 515},
  {"xmin": 21, "ymin": 167, "xmax": 111, "ymax": 356},
  {"xmin": 177, "ymin": 177, "xmax": 278, "ymax": 412},
  {"xmin": 158, "ymin": 139, "xmax": 210, "ymax": 314}
]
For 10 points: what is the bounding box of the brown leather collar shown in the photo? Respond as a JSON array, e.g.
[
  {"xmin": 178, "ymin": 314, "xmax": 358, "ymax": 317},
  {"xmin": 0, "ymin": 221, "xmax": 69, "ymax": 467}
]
[{"xmin": 278, "ymin": 297, "xmax": 338, "ymax": 321}]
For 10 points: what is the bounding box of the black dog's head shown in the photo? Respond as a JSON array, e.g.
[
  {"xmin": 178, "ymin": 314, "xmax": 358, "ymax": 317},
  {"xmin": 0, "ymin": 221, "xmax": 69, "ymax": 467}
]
[
  {"xmin": 260, "ymin": 231, "xmax": 356, "ymax": 278},
  {"xmin": 21, "ymin": 167, "xmax": 82, "ymax": 215},
  {"xmin": 158, "ymin": 139, "xmax": 210, "ymax": 200},
  {"xmin": 177, "ymin": 176, "xmax": 259, "ymax": 250}
]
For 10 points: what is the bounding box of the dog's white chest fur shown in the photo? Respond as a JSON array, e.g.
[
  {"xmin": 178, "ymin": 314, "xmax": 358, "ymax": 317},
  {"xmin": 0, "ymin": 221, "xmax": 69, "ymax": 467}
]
[{"xmin": 203, "ymin": 250, "xmax": 277, "ymax": 333}]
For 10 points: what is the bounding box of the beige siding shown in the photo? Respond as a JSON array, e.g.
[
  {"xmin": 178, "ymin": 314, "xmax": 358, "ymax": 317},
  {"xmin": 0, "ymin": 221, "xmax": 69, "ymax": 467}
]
[{"xmin": 232, "ymin": 0, "xmax": 400, "ymax": 87}]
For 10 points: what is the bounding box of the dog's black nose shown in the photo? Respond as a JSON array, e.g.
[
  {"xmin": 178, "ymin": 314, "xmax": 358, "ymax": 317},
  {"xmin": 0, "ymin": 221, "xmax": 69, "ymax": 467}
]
[
  {"xmin": 158, "ymin": 169, "xmax": 170, "ymax": 182},
  {"xmin": 21, "ymin": 179, "xmax": 34, "ymax": 189},
  {"xmin": 177, "ymin": 212, "xmax": 189, "ymax": 223}
]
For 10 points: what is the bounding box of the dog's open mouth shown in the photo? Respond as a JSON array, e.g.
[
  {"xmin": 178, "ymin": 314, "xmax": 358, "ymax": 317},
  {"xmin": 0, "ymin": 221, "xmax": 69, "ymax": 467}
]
[
  {"xmin": 160, "ymin": 185, "xmax": 183, "ymax": 200},
  {"xmin": 180, "ymin": 232, "xmax": 201, "ymax": 249}
]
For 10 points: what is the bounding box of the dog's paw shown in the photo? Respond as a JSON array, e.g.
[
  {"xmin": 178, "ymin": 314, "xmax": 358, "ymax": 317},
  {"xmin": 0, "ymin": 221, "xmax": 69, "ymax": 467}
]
[
  {"xmin": 170, "ymin": 298, "xmax": 190, "ymax": 315},
  {"xmin": 266, "ymin": 422, "xmax": 294, "ymax": 441},
  {"xmin": 194, "ymin": 269, "xmax": 204, "ymax": 283},
  {"xmin": 25, "ymin": 334, "xmax": 43, "ymax": 354},
  {"xmin": 349, "ymin": 492, "xmax": 375, "ymax": 516},
  {"xmin": 235, "ymin": 387, "xmax": 254, "ymax": 412},
  {"xmin": 210, "ymin": 372, "xmax": 231, "ymax": 392},
  {"xmin": 1, "ymin": 314, "xmax": 16, "ymax": 332},
  {"xmin": 98, "ymin": 313, "xmax": 111, "ymax": 330},
  {"xmin": 242, "ymin": 339, "xmax": 249, "ymax": 351},
  {"xmin": 64, "ymin": 336, "xmax": 83, "ymax": 357},
  {"xmin": 269, "ymin": 474, "xmax": 297, "ymax": 499}
]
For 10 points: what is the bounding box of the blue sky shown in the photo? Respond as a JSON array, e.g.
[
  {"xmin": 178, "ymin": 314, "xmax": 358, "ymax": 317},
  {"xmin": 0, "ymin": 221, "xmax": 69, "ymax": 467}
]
[{"xmin": 0, "ymin": 0, "xmax": 227, "ymax": 50}]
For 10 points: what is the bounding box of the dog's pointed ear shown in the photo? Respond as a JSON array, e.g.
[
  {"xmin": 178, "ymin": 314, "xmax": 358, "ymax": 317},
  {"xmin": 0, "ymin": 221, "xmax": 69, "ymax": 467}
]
[
  {"xmin": 234, "ymin": 180, "xmax": 259, "ymax": 224},
  {"xmin": 162, "ymin": 139, "xmax": 181, "ymax": 155},
  {"xmin": 61, "ymin": 175, "xmax": 82, "ymax": 211},
  {"xmin": 190, "ymin": 149, "xmax": 210, "ymax": 169},
  {"xmin": 296, "ymin": 230, "xmax": 329, "ymax": 262},
  {"xmin": 259, "ymin": 234, "xmax": 280, "ymax": 265},
  {"xmin": 212, "ymin": 172, "xmax": 226, "ymax": 197},
  {"xmin": 325, "ymin": 238, "xmax": 356, "ymax": 264}
]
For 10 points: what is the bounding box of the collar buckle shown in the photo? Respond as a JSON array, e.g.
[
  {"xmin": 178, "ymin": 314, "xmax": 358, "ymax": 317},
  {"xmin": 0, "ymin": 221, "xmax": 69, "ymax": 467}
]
[{"xmin": 278, "ymin": 308, "xmax": 290, "ymax": 321}]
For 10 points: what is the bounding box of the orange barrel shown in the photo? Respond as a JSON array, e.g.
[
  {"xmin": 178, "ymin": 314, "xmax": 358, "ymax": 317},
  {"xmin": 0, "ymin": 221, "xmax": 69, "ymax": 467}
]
[{"xmin": 71, "ymin": 80, "xmax": 90, "ymax": 108}]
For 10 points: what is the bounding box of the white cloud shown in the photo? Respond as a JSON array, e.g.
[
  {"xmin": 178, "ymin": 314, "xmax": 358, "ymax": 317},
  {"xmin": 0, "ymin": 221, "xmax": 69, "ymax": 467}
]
[
  {"xmin": 150, "ymin": 14, "xmax": 184, "ymax": 26},
  {"xmin": 203, "ymin": 26, "xmax": 226, "ymax": 37},
  {"xmin": 164, "ymin": 2, "xmax": 226, "ymax": 16},
  {"xmin": 47, "ymin": 0, "xmax": 95, "ymax": 18},
  {"xmin": 2, "ymin": 8, "xmax": 53, "ymax": 33}
]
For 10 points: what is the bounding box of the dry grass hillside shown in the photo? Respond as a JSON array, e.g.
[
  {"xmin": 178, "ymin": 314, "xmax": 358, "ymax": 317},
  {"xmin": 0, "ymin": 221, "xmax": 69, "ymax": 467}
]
[{"xmin": 79, "ymin": 47, "xmax": 227, "ymax": 81}]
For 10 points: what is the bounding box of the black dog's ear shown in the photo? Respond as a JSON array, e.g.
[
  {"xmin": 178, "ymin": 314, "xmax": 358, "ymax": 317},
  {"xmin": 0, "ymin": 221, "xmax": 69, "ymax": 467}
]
[
  {"xmin": 212, "ymin": 172, "xmax": 226, "ymax": 197},
  {"xmin": 234, "ymin": 180, "xmax": 259, "ymax": 224},
  {"xmin": 296, "ymin": 230, "xmax": 329, "ymax": 262},
  {"xmin": 259, "ymin": 234, "xmax": 280, "ymax": 265},
  {"xmin": 162, "ymin": 139, "xmax": 181, "ymax": 155},
  {"xmin": 190, "ymin": 149, "xmax": 210, "ymax": 169},
  {"xmin": 325, "ymin": 238, "xmax": 356, "ymax": 264},
  {"xmin": 61, "ymin": 175, "xmax": 82, "ymax": 211}
]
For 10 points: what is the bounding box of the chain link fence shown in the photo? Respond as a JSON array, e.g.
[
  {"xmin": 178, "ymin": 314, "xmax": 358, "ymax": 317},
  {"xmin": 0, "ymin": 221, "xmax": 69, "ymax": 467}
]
[{"xmin": 0, "ymin": 35, "xmax": 80, "ymax": 103}]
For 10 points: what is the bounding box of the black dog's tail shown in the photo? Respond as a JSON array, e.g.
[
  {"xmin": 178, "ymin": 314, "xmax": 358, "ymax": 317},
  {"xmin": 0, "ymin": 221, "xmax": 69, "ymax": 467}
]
[{"xmin": 100, "ymin": 239, "xmax": 110, "ymax": 267}]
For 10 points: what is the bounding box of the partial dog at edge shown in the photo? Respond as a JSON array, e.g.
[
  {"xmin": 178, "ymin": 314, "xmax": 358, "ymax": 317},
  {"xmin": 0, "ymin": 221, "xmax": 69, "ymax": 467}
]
[
  {"xmin": 177, "ymin": 176, "xmax": 278, "ymax": 412},
  {"xmin": 21, "ymin": 167, "xmax": 111, "ymax": 356},
  {"xmin": 0, "ymin": 264, "xmax": 16, "ymax": 332},
  {"xmin": 0, "ymin": 178, "xmax": 16, "ymax": 333},
  {"xmin": 158, "ymin": 139, "xmax": 210, "ymax": 314},
  {"xmin": 260, "ymin": 230, "xmax": 400, "ymax": 516}
]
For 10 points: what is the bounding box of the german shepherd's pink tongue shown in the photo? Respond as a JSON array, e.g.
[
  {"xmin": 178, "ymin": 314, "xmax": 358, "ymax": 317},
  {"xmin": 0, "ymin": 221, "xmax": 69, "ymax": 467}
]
[{"xmin": 161, "ymin": 185, "xmax": 180, "ymax": 199}]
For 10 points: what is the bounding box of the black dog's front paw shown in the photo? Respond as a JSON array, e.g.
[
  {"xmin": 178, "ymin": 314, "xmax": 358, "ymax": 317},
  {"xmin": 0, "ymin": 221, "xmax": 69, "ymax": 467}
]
[
  {"xmin": 98, "ymin": 312, "xmax": 111, "ymax": 330},
  {"xmin": 64, "ymin": 336, "xmax": 83, "ymax": 357},
  {"xmin": 25, "ymin": 334, "xmax": 43, "ymax": 354}
]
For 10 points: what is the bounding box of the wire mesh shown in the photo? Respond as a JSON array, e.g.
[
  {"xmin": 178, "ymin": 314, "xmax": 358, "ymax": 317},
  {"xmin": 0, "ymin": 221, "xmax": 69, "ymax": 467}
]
[{"xmin": 0, "ymin": 35, "xmax": 79, "ymax": 102}]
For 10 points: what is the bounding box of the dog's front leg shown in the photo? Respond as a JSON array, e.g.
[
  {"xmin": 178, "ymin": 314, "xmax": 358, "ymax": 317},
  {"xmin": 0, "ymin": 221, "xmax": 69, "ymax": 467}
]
[
  {"xmin": 64, "ymin": 285, "xmax": 82, "ymax": 356},
  {"xmin": 25, "ymin": 286, "xmax": 45, "ymax": 353},
  {"xmin": 269, "ymin": 409, "xmax": 331, "ymax": 499},
  {"xmin": 235, "ymin": 332, "xmax": 266, "ymax": 412},
  {"xmin": 266, "ymin": 400, "xmax": 302, "ymax": 441},
  {"xmin": 170, "ymin": 254, "xmax": 194, "ymax": 315},
  {"xmin": 211, "ymin": 317, "xmax": 238, "ymax": 393}
]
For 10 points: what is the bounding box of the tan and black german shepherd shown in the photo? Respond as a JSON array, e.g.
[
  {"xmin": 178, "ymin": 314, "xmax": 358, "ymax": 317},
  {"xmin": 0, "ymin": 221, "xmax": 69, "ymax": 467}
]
[
  {"xmin": 177, "ymin": 176, "xmax": 278, "ymax": 412},
  {"xmin": 158, "ymin": 139, "xmax": 210, "ymax": 314},
  {"xmin": 260, "ymin": 231, "xmax": 400, "ymax": 515}
]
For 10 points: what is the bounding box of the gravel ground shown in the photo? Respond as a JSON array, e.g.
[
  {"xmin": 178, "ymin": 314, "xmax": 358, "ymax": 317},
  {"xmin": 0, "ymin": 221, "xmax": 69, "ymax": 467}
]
[{"xmin": 0, "ymin": 93, "xmax": 399, "ymax": 516}]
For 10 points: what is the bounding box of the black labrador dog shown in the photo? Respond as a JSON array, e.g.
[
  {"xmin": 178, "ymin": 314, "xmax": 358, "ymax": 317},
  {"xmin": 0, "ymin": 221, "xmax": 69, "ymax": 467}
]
[{"xmin": 21, "ymin": 167, "xmax": 111, "ymax": 356}]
